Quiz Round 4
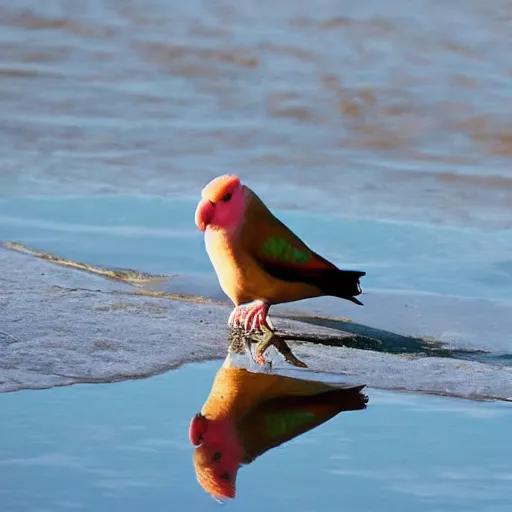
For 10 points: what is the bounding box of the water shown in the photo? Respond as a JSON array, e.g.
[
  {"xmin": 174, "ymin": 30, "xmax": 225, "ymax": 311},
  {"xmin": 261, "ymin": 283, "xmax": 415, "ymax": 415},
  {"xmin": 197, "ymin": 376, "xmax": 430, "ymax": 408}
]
[
  {"xmin": 1, "ymin": 0, "xmax": 512, "ymax": 316},
  {"xmin": 1, "ymin": 362, "xmax": 511, "ymax": 511},
  {"xmin": 1, "ymin": 0, "xmax": 512, "ymax": 228},
  {"xmin": 1, "ymin": 0, "xmax": 512, "ymax": 508},
  {"xmin": 2, "ymin": 195, "xmax": 511, "ymax": 299}
]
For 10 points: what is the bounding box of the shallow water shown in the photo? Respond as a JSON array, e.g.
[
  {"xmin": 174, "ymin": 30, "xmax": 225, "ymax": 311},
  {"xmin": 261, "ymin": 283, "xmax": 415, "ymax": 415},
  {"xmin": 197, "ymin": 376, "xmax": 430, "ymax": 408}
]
[{"xmin": 1, "ymin": 362, "xmax": 511, "ymax": 511}]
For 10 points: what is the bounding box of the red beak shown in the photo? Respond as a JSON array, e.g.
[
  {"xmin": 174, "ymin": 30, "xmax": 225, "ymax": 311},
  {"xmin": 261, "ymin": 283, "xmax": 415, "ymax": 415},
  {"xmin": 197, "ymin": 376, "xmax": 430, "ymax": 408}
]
[
  {"xmin": 189, "ymin": 413, "xmax": 208, "ymax": 445},
  {"xmin": 195, "ymin": 198, "xmax": 215, "ymax": 231}
]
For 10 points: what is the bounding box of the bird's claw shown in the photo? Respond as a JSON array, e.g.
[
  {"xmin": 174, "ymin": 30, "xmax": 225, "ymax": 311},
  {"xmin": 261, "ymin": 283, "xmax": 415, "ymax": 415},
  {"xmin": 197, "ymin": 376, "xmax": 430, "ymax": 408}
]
[
  {"xmin": 249, "ymin": 325, "xmax": 276, "ymax": 366},
  {"xmin": 248, "ymin": 325, "xmax": 308, "ymax": 369}
]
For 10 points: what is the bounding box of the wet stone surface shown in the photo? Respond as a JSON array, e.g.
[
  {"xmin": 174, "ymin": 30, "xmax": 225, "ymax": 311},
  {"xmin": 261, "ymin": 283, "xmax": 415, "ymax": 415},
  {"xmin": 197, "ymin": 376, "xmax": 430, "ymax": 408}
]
[{"xmin": 1, "ymin": 244, "xmax": 511, "ymax": 401}]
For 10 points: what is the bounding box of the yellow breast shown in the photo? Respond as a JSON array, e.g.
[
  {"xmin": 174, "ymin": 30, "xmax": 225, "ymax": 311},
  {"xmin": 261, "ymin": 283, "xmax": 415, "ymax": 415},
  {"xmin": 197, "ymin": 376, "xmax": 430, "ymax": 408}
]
[{"xmin": 204, "ymin": 228, "xmax": 322, "ymax": 306}]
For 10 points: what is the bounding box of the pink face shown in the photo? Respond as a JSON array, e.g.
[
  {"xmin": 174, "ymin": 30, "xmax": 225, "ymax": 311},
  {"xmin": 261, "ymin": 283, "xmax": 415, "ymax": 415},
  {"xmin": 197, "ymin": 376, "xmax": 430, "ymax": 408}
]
[
  {"xmin": 194, "ymin": 178, "xmax": 246, "ymax": 232},
  {"xmin": 190, "ymin": 414, "xmax": 242, "ymax": 500}
]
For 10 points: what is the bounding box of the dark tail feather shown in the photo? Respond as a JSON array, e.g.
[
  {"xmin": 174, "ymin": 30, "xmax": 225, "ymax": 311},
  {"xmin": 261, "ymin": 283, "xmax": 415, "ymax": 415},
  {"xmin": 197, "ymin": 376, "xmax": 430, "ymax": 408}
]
[
  {"xmin": 345, "ymin": 295, "xmax": 364, "ymax": 306},
  {"xmin": 321, "ymin": 269, "xmax": 366, "ymax": 306}
]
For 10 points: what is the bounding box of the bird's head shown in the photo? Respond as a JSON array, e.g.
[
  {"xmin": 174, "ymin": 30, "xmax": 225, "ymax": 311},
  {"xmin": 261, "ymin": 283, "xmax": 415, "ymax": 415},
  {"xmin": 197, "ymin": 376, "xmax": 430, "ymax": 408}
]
[
  {"xmin": 189, "ymin": 413, "xmax": 242, "ymax": 500},
  {"xmin": 194, "ymin": 174, "xmax": 246, "ymax": 232}
]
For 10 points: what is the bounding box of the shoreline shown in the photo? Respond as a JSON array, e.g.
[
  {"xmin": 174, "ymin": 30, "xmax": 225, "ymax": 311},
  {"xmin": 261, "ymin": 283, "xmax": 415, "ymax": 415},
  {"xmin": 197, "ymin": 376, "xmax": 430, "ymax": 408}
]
[{"xmin": 1, "ymin": 241, "xmax": 511, "ymax": 402}]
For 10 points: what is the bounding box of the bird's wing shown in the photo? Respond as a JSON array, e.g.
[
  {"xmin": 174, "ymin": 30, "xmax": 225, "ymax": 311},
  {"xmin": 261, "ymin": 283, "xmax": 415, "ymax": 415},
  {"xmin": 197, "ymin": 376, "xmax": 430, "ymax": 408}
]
[
  {"xmin": 242, "ymin": 189, "xmax": 338, "ymax": 283},
  {"xmin": 240, "ymin": 387, "xmax": 368, "ymax": 464}
]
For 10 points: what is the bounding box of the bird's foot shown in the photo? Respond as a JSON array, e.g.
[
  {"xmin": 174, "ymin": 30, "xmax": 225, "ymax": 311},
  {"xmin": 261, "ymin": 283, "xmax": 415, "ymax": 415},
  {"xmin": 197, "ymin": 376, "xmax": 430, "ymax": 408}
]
[
  {"xmin": 228, "ymin": 301, "xmax": 274, "ymax": 333},
  {"xmin": 248, "ymin": 325, "xmax": 308, "ymax": 368},
  {"xmin": 248, "ymin": 325, "xmax": 275, "ymax": 366}
]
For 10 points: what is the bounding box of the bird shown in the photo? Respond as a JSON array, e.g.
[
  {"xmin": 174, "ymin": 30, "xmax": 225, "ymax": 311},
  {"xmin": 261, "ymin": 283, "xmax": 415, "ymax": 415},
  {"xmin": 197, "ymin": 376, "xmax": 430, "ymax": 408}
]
[
  {"xmin": 194, "ymin": 174, "xmax": 366, "ymax": 332},
  {"xmin": 189, "ymin": 365, "xmax": 368, "ymax": 500}
]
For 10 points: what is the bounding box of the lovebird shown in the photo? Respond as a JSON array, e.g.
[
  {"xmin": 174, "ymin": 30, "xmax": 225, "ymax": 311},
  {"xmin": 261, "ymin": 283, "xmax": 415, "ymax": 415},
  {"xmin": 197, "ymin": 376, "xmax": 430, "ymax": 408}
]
[
  {"xmin": 194, "ymin": 174, "xmax": 366, "ymax": 331},
  {"xmin": 189, "ymin": 365, "xmax": 368, "ymax": 500}
]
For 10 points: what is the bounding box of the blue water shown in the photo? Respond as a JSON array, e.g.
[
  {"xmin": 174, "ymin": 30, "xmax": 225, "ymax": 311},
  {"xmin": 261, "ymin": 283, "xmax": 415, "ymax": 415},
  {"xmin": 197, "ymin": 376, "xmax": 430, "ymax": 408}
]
[
  {"xmin": 1, "ymin": 195, "xmax": 511, "ymax": 301},
  {"xmin": 1, "ymin": 362, "xmax": 511, "ymax": 511}
]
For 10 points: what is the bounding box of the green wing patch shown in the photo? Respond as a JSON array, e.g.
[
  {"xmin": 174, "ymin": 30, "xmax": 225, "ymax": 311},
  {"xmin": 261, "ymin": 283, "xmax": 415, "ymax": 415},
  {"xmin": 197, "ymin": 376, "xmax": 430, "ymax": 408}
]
[
  {"xmin": 261, "ymin": 236, "xmax": 310, "ymax": 264},
  {"xmin": 264, "ymin": 410, "xmax": 316, "ymax": 438}
]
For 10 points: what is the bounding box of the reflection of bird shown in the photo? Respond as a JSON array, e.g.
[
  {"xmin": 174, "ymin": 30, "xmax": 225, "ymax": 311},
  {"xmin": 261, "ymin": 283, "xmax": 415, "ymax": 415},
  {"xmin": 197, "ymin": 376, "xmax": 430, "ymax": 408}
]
[
  {"xmin": 194, "ymin": 174, "xmax": 366, "ymax": 332},
  {"xmin": 189, "ymin": 366, "xmax": 368, "ymax": 500}
]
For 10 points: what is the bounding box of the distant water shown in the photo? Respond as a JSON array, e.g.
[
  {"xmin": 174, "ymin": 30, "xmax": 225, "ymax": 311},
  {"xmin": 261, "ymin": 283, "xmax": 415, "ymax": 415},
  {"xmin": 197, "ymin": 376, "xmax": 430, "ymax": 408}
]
[{"xmin": 1, "ymin": 0, "xmax": 512, "ymax": 228}]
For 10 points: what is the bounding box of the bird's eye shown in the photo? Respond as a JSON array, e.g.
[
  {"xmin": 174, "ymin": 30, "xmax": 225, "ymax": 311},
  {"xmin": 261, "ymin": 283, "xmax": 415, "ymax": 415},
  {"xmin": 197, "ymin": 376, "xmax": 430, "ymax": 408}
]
[
  {"xmin": 212, "ymin": 452, "xmax": 222, "ymax": 462},
  {"xmin": 221, "ymin": 192, "xmax": 232, "ymax": 202},
  {"xmin": 220, "ymin": 472, "xmax": 230, "ymax": 481}
]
